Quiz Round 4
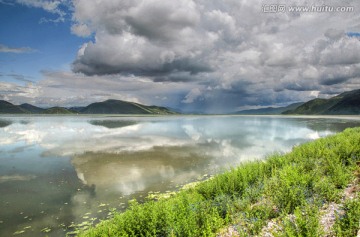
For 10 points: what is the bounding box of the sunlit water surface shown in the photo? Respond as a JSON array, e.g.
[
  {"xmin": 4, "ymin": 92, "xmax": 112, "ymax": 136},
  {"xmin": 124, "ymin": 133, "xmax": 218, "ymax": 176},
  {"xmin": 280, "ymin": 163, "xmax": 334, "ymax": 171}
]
[{"xmin": 0, "ymin": 115, "xmax": 360, "ymax": 236}]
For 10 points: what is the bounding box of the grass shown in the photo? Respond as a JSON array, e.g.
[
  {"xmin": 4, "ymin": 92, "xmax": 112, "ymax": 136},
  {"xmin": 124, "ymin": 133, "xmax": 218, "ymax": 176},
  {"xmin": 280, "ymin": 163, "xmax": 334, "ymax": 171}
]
[
  {"xmin": 333, "ymin": 195, "xmax": 360, "ymax": 236},
  {"xmin": 77, "ymin": 127, "xmax": 360, "ymax": 237}
]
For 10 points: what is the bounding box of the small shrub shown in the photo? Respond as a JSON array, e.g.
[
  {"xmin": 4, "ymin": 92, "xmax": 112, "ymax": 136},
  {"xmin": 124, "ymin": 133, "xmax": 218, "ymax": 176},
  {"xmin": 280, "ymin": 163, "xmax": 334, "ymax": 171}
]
[
  {"xmin": 333, "ymin": 196, "xmax": 360, "ymax": 237},
  {"xmin": 283, "ymin": 203, "xmax": 322, "ymax": 237},
  {"xmin": 266, "ymin": 164, "xmax": 311, "ymax": 213}
]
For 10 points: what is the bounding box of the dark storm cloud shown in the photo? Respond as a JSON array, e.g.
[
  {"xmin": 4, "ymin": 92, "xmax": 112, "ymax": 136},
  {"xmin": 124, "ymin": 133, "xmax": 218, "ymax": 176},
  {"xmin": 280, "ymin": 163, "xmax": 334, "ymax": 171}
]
[
  {"xmin": 153, "ymin": 71, "xmax": 205, "ymax": 83},
  {"xmin": 318, "ymin": 65, "xmax": 360, "ymax": 86},
  {"xmin": 283, "ymin": 83, "xmax": 320, "ymax": 92},
  {"xmin": 73, "ymin": 56, "xmax": 212, "ymax": 77},
  {"xmin": 320, "ymin": 77, "xmax": 351, "ymax": 86}
]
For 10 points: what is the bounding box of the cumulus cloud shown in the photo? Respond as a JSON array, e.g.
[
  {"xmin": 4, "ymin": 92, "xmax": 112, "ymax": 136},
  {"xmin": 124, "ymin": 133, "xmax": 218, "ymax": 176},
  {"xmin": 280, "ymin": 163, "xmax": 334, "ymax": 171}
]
[
  {"xmin": 0, "ymin": 81, "xmax": 40, "ymax": 103},
  {"xmin": 71, "ymin": 0, "xmax": 218, "ymax": 77},
  {"xmin": 324, "ymin": 28, "xmax": 344, "ymax": 40},
  {"xmin": 71, "ymin": 23, "xmax": 92, "ymax": 37},
  {"xmin": 67, "ymin": 0, "xmax": 360, "ymax": 112},
  {"xmin": 318, "ymin": 37, "xmax": 360, "ymax": 66}
]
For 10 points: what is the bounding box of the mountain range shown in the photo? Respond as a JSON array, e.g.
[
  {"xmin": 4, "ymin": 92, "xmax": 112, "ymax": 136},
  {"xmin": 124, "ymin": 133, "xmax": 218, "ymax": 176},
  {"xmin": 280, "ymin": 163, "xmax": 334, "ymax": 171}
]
[
  {"xmin": 1, "ymin": 89, "xmax": 359, "ymax": 115},
  {"xmin": 282, "ymin": 89, "xmax": 360, "ymax": 115},
  {"xmin": 0, "ymin": 99, "xmax": 177, "ymax": 115},
  {"xmin": 235, "ymin": 102, "xmax": 304, "ymax": 115},
  {"xmin": 236, "ymin": 89, "xmax": 360, "ymax": 115}
]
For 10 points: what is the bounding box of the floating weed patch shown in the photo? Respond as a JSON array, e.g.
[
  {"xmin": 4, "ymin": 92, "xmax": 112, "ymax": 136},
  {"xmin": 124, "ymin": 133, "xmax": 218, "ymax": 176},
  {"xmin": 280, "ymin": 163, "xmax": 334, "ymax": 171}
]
[
  {"xmin": 41, "ymin": 227, "xmax": 51, "ymax": 233},
  {"xmin": 78, "ymin": 128, "xmax": 360, "ymax": 237},
  {"xmin": 13, "ymin": 230, "xmax": 25, "ymax": 235}
]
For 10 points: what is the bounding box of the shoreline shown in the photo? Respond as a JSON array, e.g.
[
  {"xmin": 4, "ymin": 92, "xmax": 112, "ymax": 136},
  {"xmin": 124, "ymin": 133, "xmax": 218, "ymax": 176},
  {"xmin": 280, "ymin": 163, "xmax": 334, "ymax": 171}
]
[{"xmin": 1, "ymin": 113, "xmax": 360, "ymax": 120}]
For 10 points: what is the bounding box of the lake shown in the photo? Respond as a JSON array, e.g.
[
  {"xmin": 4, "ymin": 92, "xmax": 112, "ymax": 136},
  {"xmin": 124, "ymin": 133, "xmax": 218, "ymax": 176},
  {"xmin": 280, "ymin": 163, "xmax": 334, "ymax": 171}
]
[{"xmin": 0, "ymin": 115, "xmax": 360, "ymax": 236}]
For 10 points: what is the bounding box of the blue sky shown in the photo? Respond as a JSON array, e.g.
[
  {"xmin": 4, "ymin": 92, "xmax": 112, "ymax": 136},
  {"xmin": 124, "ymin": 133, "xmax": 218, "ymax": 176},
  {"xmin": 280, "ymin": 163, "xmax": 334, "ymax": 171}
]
[
  {"xmin": 0, "ymin": 2, "xmax": 86, "ymax": 85},
  {"xmin": 1, "ymin": 0, "xmax": 360, "ymax": 113}
]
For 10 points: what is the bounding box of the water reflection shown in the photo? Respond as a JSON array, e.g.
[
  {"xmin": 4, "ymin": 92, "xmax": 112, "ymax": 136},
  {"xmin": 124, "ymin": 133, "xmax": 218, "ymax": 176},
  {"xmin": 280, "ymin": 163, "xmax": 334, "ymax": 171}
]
[
  {"xmin": 89, "ymin": 120, "xmax": 137, "ymax": 129},
  {"xmin": 72, "ymin": 147, "xmax": 210, "ymax": 195},
  {"xmin": 0, "ymin": 119, "xmax": 11, "ymax": 128},
  {"xmin": 0, "ymin": 115, "xmax": 359, "ymax": 236}
]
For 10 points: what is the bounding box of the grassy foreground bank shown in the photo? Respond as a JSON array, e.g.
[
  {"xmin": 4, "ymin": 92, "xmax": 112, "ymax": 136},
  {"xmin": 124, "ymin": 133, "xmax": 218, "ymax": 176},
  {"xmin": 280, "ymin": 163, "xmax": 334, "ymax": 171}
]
[{"xmin": 79, "ymin": 128, "xmax": 360, "ymax": 237}]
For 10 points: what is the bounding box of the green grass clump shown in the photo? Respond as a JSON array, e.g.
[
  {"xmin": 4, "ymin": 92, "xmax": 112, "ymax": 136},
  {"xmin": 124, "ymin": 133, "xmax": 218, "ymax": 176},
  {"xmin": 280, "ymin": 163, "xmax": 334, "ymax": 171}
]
[
  {"xmin": 282, "ymin": 202, "xmax": 323, "ymax": 237},
  {"xmin": 333, "ymin": 195, "xmax": 360, "ymax": 237},
  {"xmin": 78, "ymin": 127, "xmax": 360, "ymax": 237}
]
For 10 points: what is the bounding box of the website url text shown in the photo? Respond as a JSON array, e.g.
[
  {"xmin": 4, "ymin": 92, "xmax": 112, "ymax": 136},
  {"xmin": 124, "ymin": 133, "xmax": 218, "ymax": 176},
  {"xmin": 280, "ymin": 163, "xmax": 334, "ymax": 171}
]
[{"xmin": 262, "ymin": 4, "xmax": 354, "ymax": 13}]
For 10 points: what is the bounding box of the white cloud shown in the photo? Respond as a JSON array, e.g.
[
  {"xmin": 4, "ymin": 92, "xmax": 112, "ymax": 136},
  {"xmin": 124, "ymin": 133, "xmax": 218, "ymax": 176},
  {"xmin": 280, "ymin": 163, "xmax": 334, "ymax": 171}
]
[
  {"xmin": 71, "ymin": 23, "xmax": 92, "ymax": 37},
  {"xmin": 182, "ymin": 88, "xmax": 202, "ymax": 104},
  {"xmin": 14, "ymin": 0, "xmax": 69, "ymax": 22},
  {"xmin": 71, "ymin": 0, "xmax": 217, "ymax": 76},
  {"xmin": 0, "ymin": 82, "xmax": 40, "ymax": 103},
  {"xmin": 318, "ymin": 36, "xmax": 360, "ymax": 66},
  {"xmin": 0, "ymin": 44, "xmax": 34, "ymax": 53}
]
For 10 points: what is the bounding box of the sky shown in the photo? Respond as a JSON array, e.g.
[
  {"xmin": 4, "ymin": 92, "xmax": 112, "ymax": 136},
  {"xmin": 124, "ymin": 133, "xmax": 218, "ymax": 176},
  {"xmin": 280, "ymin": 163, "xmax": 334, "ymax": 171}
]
[{"xmin": 0, "ymin": 0, "xmax": 360, "ymax": 113}]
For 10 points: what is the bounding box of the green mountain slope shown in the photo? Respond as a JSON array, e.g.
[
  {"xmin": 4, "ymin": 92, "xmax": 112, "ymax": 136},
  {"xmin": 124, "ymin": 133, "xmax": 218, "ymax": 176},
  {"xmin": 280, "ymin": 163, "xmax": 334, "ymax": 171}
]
[
  {"xmin": 145, "ymin": 105, "xmax": 178, "ymax": 115},
  {"xmin": 80, "ymin": 99, "xmax": 176, "ymax": 115},
  {"xmin": 326, "ymin": 90, "xmax": 360, "ymax": 114},
  {"xmin": 43, "ymin": 107, "xmax": 74, "ymax": 114},
  {"xmin": 69, "ymin": 107, "xmax": 86, "ymax": 113},
  {"xmin": 0, "ymin": 100, "xmax": 178, "ymax": 115},
  {"xmin": 0, "ymin": 100, "xmax": 28, "ymax": 114},
  {"xmin": 236, "ymin": 102, "xmax": 304, "ymax": 115},
  {"xmin": 19, "ymin": 103, "xmax": 45, "ymax": 113},
  {"xmin": 283, "ymin": 89, "xmax": 360, "ymax": 115}
]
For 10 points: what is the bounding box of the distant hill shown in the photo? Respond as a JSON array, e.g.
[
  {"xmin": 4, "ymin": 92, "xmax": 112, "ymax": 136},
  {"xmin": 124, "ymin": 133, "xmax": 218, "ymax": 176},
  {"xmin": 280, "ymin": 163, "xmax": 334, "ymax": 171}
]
[
  {"xmin": 19, "ymin": 103, "xmax": 44, "ymax": 113},
  {"xmin": 0, "ymin": 100, "xmax": 28, "ymax": 114},
  {"xmin": 80, "ymin": 99, "xmax": 177, "ymax": 115},
  {"xmin": 69, "ymin": 106, "xmax": 86, "ymax": 113},
  {"xmin": 0, "ymin": 99, "xmax": 178, "ymax": 115},
  {"xmin": 235, "ymin": 102, "xmax": 304, "ymax": 115},
  {"xmin": 283, "ymin": 89, "xmax": 360, "ymax": 115},
  {"xmin": 43, "ymin": 107, "xmax": 74, "ymax": 114}
]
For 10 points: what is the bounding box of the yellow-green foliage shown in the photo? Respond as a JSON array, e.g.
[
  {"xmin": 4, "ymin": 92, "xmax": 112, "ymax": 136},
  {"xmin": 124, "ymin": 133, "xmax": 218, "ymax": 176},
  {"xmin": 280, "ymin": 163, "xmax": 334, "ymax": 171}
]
[{"xmin": 78, "ymin": 128, "xmax": 360, "ymax": 237}]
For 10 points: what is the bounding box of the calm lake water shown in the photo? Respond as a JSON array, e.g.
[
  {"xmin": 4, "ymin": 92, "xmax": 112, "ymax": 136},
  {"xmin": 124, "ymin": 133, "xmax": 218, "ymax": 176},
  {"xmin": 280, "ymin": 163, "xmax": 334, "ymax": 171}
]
[{"xmin": 0, "ymin": 115, "xmax": 360, "ymax": 236}]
